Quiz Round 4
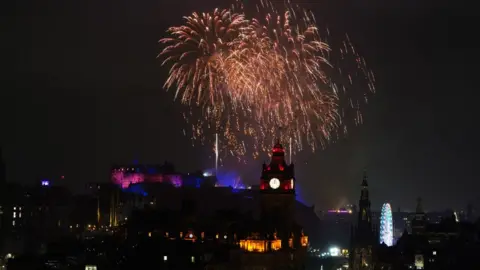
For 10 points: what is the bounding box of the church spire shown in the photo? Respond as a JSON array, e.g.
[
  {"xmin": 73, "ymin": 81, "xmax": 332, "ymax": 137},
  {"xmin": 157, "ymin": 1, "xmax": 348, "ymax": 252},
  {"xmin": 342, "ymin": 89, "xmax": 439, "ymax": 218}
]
[
  {"xmin": 357, "ymin": 170, "xmax": 372, "ymax": 226},
  {"xmin": 361, "ymin": 169, "xmax": 368, "ymax": 187},
  {"xmin": 360, "ymin": 170, "xmax": 369, "ymax": 201},
  {"xmin": 350, "ymin": 171, "xmax": 375, "ymax": 270}
]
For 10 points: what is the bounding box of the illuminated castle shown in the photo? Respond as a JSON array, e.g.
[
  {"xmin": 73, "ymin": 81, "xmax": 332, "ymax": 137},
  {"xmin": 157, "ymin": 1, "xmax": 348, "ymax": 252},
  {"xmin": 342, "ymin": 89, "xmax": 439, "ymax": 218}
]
[
  {"xmin": 111, "ymin": 162, "xmax": 184, "ymax": 189},
  {"xmin": 111, "ymin": 162, "xmax": 239, "ymax": 189},
  {"xmin": 236, "ymin": 141, "xmax": 308, "ymax": 269}
]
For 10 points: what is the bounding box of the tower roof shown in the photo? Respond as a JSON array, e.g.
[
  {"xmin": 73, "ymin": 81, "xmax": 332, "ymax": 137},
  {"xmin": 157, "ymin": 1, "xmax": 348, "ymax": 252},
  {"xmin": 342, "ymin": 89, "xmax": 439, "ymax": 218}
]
[
  {"xmin": 271, "ymin": 139, "xmax": 285, "ymax": 156},
  {"xmin": 272, "ymin": 139, "xmax": 284, "ymax": 152}
]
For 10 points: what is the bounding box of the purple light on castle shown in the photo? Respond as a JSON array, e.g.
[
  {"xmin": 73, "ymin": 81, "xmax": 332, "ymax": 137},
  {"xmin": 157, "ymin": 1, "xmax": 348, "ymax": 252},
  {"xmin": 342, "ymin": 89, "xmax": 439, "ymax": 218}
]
[
  {"xmin": 111, "ymin": 167, "xmax": 183, "ymax": 188},
  {"xmin": 112, "ymin": 171, "xmax": 144, "ymax": 188}
]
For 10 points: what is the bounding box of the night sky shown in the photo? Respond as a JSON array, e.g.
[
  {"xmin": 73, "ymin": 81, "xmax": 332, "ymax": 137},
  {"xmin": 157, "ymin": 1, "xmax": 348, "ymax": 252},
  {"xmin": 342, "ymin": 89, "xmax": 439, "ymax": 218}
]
[{"xmin": 1, "ymin": 0, "xmax": 477, "ymax": 211}]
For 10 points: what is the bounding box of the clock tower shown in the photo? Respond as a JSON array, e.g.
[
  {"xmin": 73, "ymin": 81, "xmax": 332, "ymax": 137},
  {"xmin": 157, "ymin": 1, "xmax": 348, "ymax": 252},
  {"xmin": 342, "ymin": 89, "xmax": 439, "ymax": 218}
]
[{"xmin": 260, "ymin": 140, "xmax": 296, "ymax": 243}]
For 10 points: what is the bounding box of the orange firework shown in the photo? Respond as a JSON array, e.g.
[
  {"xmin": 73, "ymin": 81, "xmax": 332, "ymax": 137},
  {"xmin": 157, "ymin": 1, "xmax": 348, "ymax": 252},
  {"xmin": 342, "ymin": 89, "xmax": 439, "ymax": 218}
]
[
  {"xmin": 159, "ymin": 9, "xmax": 247, "ymax": 106},
  {"xmin": 158, "ymin": 0, "xmax": 375, "ymax": 159}
]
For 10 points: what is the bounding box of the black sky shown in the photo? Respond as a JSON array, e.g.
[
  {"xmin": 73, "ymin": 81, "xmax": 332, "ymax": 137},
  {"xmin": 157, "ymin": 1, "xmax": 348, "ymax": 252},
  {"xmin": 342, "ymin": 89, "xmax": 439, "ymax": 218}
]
[{"xmin": 1, "ymin": 0, "xmax": 478, "ymax": 211}]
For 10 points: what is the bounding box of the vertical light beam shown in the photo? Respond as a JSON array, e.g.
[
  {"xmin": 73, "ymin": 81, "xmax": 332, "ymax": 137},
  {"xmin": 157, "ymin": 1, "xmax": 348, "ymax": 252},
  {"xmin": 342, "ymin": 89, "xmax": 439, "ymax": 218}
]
[
  {"xmin": 215, "ymin": 133, "xmax": 219, "ymax": 175},
  {"xmin": 289, "ymin": 137, "xmax": 292, "ymax": 164}
]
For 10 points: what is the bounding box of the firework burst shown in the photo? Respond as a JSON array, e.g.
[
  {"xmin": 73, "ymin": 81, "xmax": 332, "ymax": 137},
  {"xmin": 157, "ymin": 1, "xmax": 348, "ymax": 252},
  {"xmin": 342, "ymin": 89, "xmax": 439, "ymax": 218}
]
[
  {"xmin": 159, "ymin": 9, "xmax": 247, "ymax": 106},
  {"xmin": 159, "ymin": 0, "xmax": 375, "ymax": 159}
]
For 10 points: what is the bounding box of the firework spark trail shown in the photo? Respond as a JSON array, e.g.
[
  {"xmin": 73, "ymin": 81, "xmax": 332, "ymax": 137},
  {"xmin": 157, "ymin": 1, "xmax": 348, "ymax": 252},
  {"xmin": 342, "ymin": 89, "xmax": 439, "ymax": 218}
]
[
  {"xmin": 159, "ymin": 9, "xmax": 248, "ymax": 106},
  {"xmin": 158, "ymin": 0, "xmax": 376, "ymax": 159}
]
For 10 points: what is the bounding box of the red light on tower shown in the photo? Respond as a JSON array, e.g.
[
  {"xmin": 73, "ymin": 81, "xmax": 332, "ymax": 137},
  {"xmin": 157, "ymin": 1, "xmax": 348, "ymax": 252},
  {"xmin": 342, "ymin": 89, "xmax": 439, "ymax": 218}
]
[
  {"xmin": 260, "ymin": 182, "xmax": 265, "ymax": 190},
  {"xmin": 272, "ymin": 140, "xmax": 285, "ymax": 153},
  {"xmin": 272, "ymin": 147, "xmax": 285, "ymax": 153}
]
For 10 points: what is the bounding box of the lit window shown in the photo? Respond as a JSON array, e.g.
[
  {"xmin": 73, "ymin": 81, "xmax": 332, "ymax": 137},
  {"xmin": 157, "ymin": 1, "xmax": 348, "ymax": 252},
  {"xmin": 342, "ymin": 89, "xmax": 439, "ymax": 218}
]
[
  {"xmin": 191, "ymin": 256, "xmax": 195, "ymax": 263},
  {"xmin": 432, "ymin": 251, "xmax": 436, "ymax": 256},
  {"xmin": 13, "ymin": 212, "xmax": 16, "ymax": 218},
  {"xmin": 12, "ymin": 220, "xmax": 15, "ymax": 226},
  {"xmin": 163, "ymin": 255, "xmax": 167, "ymax": 261}
]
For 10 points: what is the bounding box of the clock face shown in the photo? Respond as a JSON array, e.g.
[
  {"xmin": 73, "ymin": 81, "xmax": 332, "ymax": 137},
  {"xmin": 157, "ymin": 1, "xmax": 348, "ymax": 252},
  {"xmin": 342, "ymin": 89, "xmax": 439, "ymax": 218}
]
[{"xmin": 269, "ymin": 178, "xmax": 280, "ymax": 189}]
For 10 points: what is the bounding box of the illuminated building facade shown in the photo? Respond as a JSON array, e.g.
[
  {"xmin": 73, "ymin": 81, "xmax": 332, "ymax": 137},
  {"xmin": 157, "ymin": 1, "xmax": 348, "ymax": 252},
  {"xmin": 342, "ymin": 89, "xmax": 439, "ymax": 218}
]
[
  {"xmin": 111, "ymin": 162, "xmax": 183, "ymax": 189},
  {"xmin": 100, "ymin": 142, "xmax": 317, "ymax": 269},
  {"xmin": 110, "ymin": 162, "xmax": 222, "ymax": 190},
  {"xmin": 239, "ymin": 232, "xmax": 282, "ymax": 252},
  {"xmin": 87, "ymin": 183, "xmax": 123, "ymax": 228},
  {"xmin": 230, "ymin": 141, "xmax": 308, "ymax": 270}
]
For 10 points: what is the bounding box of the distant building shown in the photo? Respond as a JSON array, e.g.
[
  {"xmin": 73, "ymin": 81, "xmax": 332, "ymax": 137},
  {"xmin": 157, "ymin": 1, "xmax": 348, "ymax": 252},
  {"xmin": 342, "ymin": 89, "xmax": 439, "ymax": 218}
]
[
  {"xmin": 0, "ymin": 147, "xmax": 6, "ymax": 252},
  {"xmin": 86, "ymin": 183, "xmax": 122, "ymax": 228},
  {"xmin": 0, "ymin": 183, "xmax": 72, "ymax": 255},
  {"xmin": 318, "ymin": 208, "xmax": 354, "ymax": 249},
  {"xmin": 412, "ymin": 198, "xmax": 427, "ymax": 235},
  {"xmin": 392, "ymin": 209, "xmax": 411, "ymax": 239},
  {"xmin": 0, "ymin": 147, "xmax": 5, "ymax": 186},
  {"xmin": 377, "ymin": 198, "xmax": 480, "ymax": 269}
]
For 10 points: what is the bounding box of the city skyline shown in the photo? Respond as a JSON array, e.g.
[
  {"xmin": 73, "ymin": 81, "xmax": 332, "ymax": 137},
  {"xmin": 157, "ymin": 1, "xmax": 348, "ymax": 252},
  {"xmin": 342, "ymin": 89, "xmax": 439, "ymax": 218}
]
[{"xmin": 1, "ymin": 0, "xmax": 478, "ymax": 210}]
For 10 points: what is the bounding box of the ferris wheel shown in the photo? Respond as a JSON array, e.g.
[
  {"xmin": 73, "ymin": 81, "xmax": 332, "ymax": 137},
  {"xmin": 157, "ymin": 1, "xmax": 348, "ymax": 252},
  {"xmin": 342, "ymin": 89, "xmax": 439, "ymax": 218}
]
[{"xmin": 380, "ymin": 203, "xmax": 393, "ymax": 246}]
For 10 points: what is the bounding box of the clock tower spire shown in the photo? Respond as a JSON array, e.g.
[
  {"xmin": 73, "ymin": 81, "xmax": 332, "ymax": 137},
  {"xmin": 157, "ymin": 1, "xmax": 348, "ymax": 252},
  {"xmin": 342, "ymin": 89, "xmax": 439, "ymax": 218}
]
[
  {"xmin": 260, "ymin": 140, "xmax": 295, "ymax": 191},
  {"xmin": 259, "ymin": 141, "xmax": 296, "ymax": 248},
  {"xmin": 237, "ymin": 141, "xmax": 309, "ymax": 260}
]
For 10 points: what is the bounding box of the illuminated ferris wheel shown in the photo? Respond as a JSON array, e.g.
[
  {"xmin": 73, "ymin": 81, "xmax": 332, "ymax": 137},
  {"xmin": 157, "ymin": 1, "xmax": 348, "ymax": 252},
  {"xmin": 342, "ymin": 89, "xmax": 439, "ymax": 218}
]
[{"xmin": 380, "ymin": 203, "xmax": 393, "ymax": 246}]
